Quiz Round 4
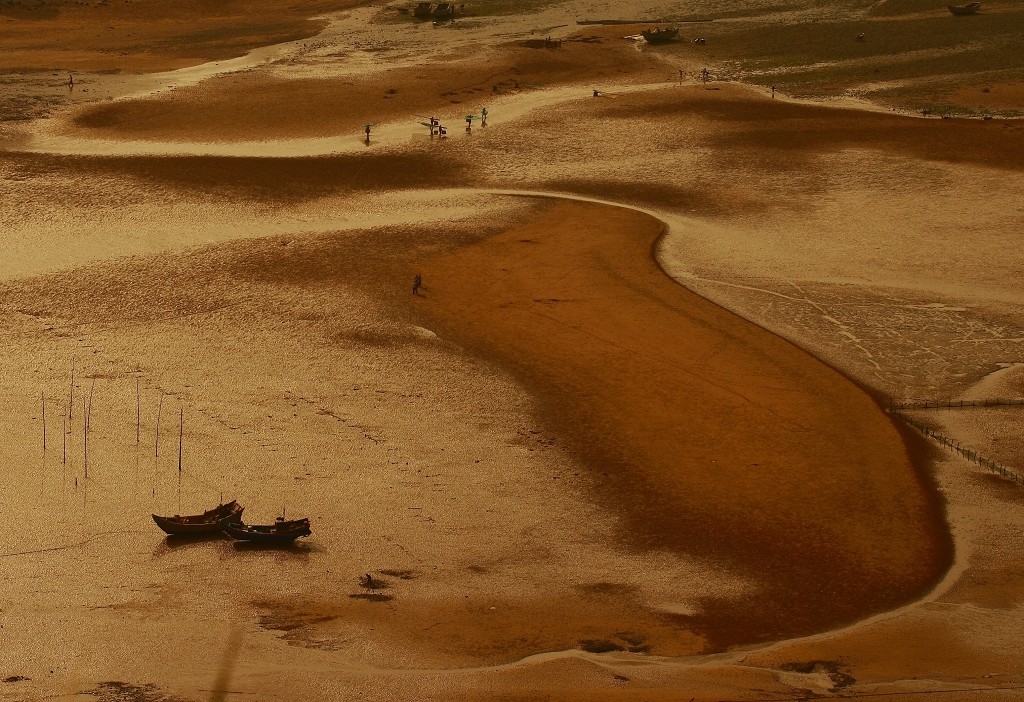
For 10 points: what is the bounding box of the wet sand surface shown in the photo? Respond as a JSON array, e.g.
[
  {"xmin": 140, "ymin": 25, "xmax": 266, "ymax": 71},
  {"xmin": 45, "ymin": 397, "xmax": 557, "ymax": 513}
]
[
  {"xmin": 2, "ymin": 1, "xmax": 1024, "ymax": 700},
  {"xmin": 420, "ymin": 199, "xmax": 949, "ymax": 648}
]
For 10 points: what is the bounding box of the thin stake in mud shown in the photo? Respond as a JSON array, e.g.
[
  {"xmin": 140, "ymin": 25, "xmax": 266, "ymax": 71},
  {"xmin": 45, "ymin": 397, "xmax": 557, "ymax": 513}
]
[
  {"xmin": 153, "ymin": 393, "xmax": 163, "ymax": 497},
  {"xmin": 136, "ymin": 378, "xmax": 141, "ymax": 444},
  {"xmin": 155, "ymin": 393, "xmax": 163, "ymax": 458},
  {"xmin": 84, "ymin": 378, "xmax": 96, "ymax": 478},
  {"xmin": 177, "ymin": 407, "xmax": 183, "ymax": 514},
  {"xmin": 62, "ymin": 406, "xmax": 67, "ymax": 466},
  {"xmin": 68, "ymin": 359, "xmax": 74, "ymax": 430},
  {"xmin": 41, "ymin": 391, "xmax": 47, "ymax": 451},
  {"xmin": 83, "ymin": 396, "xmax": 88, "ymax": 478}
]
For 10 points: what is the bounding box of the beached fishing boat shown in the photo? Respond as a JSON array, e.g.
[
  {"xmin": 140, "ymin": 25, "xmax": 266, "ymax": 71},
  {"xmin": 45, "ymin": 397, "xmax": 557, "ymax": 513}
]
[
  {"xmin": 152, "ymin": 500, "xmax": 244, "ymax": 535},
  {"xmin": 641, "ymin": 27, "xmax": 679, "ymax": 43},
  {"xmin": 947, "ymin": 2, "xmax": 981, "ymax": 15},
  {"xmin": 433, "ymin": 2, "xmax": 455, "ymax": 18},
  {"xmin": 413, "ymin": 2, "xmax": 432, "ymax": 18},
  {"xmin": 220, "ymin": 516, "xmax": 312, "ymax": 543}
]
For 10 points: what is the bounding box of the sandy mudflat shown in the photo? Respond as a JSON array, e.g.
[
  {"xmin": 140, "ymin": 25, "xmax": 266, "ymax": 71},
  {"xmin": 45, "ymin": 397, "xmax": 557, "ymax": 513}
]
[
  {"xmin": 2, "ymin": 0, "xmax": 1024, "ymax": 700},
  {"xmin": 419, "ymin": 198, "xmax": 949, "ymax": 648}
]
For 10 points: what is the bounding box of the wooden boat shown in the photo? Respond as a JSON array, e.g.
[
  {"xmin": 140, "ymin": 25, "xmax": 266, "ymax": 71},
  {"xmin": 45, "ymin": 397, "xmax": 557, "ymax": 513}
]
[
  {"xmin": 220, "ymin": 516, "xmax": 312, "ymax": 543},
  {"xmin": 413, "ymin": 2, "xmax": 432, "ymax": 18},
  {"xmin": 947, "ymin": 2, "xmax": 981, "ymax": 14},
  {"xmin": 152, "ymin": 500, "xmax": 244, "ymax": 535},
  {"xmin": 433, "ymin": 2, "xmax": 455, "ymax": 19},
  {"xmin": 641, "ymin": 27, "xmax": 679, "ymax": 43}
]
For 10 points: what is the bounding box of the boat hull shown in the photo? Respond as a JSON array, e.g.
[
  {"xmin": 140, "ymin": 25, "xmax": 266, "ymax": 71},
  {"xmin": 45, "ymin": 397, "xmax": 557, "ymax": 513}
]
[
  {"xmin": 641, "ymin": 28, "xmax": 679, "ymax": 43},
  {"xmin": 220, "ymin": 518, "xmax": 312, "ymax": 543},
  {"xmin": 948, "ymin": 3, "xmax": 981, "ymax": 14},
  {"xmin": 152, "ymin": 502, "xmax": 244, "ymax": 535}
]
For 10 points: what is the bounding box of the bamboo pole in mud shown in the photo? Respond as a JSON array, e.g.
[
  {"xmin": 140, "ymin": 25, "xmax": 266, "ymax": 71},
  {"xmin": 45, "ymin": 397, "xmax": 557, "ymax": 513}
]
[
  {"xmin": 177, "ymin": 407, "xmax": 183, "ymax": 514},
  {"xmin": 155, "ymin": 394, "xmax": 163, "ymax": 458},
  {"xmin": 153, "ymin": 394, "xmax": 163, "ymax": 498},
  {"xmin": 84, "ymin": 378, "xmax": 96, "ymax": 478},
  {"xmin": 83, "ymin": 396, "xmax": 88, "ymax": 478},
  {"xmin": 88, "ymin": 379, "xmax": 95, "ymax": 440},
  {"xmin": 68, "ymin": 360, "xmax": 75, "ymax": 429},
  {"xmin": 136, "ymin": 378, "xmax": 141, "ymax": 444}
]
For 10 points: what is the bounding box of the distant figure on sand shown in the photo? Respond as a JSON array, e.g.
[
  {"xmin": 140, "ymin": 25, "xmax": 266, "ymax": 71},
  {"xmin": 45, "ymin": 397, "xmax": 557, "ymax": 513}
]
[
  {"xmin": 412, "ymin": 274, "xmax": 422, "ymax": 295},
  {"xmin": 68, "ymin": 73, "xmax": 74, "ymax": 90},
  {"xmin": 771, "ymin": 84, "xmax": 776, "ymax": 98},
  {"xmin": 364, "ymin": 124, "xmax": 371, "ymax": 141},
  {"xmin": 481, "ymin": 106, "xmax": 488, "ymax": 127}
]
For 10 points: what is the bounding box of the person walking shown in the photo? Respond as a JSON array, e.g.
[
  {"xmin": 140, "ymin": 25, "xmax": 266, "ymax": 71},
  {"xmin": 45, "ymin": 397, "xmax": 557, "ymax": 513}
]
[{"xmin": 412, "ymin": 274, "xmax": 423, "ymax": 295}]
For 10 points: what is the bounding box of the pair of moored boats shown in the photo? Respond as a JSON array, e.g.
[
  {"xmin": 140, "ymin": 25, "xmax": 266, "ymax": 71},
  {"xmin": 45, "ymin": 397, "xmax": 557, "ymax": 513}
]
[{"xmin": 152, "ymin": 500, "xmax": 312, "ymax": 543}]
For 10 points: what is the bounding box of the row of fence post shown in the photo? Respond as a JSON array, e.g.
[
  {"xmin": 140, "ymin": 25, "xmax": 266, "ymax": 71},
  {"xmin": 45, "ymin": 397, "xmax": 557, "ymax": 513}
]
[
  {"xmin": 889, "ymin": 397, "xmax": 1024, "ymax": 411},
  {"xmin": 894, "ymin": 412, "xmax": 1024, "ymax": 487}
]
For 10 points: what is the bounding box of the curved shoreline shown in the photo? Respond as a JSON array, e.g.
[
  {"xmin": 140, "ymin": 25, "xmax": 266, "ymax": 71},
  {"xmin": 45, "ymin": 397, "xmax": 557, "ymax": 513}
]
[
  {"xmin": 0, "ymin": 177, "xmax": 957, "ymax": 651},
  {"xmin": 0, "ymin": 180, "xmax": 988, "ymax": 701},
  {"xmin": 415, "ymin": 195, "xmax": 953, "ymax": 651},
  {"xmin": 2, "ymin": 3, "xmax": 1022, "ymax": 697}
]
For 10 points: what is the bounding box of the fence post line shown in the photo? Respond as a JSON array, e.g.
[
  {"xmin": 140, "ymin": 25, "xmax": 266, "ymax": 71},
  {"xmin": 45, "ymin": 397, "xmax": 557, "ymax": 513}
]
[{"xmin": 898, "ymin": 413, "xmax": 1024, "ymax": 488}]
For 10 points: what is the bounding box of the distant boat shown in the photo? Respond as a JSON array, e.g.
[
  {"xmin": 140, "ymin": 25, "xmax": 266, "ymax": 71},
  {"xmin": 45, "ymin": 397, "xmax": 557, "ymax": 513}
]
[
  {"xmin": 413, "ymin": 2, "xmax": 432, "ymax": 18},
  {"xmin": 641, "ymin": 27, "xmax": 680, "ymax": 43},
  {"xmin": 152, "ymin": 500, "xmax": 244, "ymax": 535},
  {"xmin": 433, "ymin": 2, "xmax": 455, "ymax": 18},
  {"xmin": 220, "ymin": 516, "xmax": 312, "ymax": 543},
  {"xmin": 947, "ymin": 2, "xmax": 981, "ymax": 14}
]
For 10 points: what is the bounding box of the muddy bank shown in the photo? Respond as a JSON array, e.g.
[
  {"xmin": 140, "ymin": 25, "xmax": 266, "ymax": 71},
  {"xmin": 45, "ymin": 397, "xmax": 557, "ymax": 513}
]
[{"xmin": 417, "ymin": 198, "xmax": 952, "ymax": 649}]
